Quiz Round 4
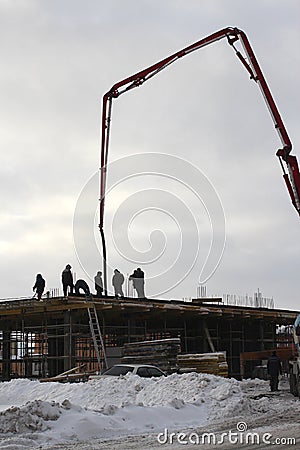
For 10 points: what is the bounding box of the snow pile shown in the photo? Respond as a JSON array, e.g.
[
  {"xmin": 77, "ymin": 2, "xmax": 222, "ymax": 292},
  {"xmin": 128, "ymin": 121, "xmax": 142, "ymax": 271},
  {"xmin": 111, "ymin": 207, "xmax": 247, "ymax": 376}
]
[
  {"xmin": 0, "ymin": 400, "xmax": 62, "ymax": 433},
  {"xmin": 0, "ymin": 371, "xmax": 265, "ymax": 411},
  {"xmin": 0, "ymin": 373, "xmax": 297, "ymax": 448}
]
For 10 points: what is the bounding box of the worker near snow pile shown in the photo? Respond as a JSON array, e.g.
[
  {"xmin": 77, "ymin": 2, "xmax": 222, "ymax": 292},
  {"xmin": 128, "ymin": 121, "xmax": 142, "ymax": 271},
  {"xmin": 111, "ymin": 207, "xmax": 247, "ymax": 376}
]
[
  {"xmin": 94, "ymin": 271, "xmax": 103, "ymax": 297},
  {"xmin": 129, "ymin": 267, "xmax": 146, "ymax": 299},
  {"xmin": 61, "ymin": 264, "xmax": 74, "ymax": 297},
  {"xmin": 267, "ymin": 351, "xmax": 282, "ymax": 392},
  {"xmin": 74, "ymin": 279, "xmax": 90, "ymax": 296},
  {"xmin": 112, "ymin": 269, "xmax": 125, "ymax": 298},
  {"xmin": 32, "ymin": 274, "xmax": 46, "ymax": 301}
]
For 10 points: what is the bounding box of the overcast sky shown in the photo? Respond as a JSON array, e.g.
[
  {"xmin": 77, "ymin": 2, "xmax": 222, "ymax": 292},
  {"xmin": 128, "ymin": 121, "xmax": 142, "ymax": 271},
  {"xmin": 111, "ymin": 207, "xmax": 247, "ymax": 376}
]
[{"xmin": 1, "ymin": 0, "xmax": 299, "ymax": 310}]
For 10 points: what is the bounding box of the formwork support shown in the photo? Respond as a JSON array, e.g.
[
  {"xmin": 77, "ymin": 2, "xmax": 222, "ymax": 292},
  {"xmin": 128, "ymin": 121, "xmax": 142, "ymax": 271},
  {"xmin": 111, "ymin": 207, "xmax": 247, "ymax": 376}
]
[
  {"xmin": 259, "ymin": 320, "xmax": 265, "ymax": 351},
  {"xmin": 203, "ymin": 320, "xmax": 216, "ymax": 352},
  {"xmin": 2, "ymin": 331, "xmax": 11, "ymax": 381},
  {"xmin": 0, "ymin": 297, "xmax": 297, "ymax": 380},
  {"xmin": 64, "ymin": 310, "xmax": 74, "ymax": 372}
]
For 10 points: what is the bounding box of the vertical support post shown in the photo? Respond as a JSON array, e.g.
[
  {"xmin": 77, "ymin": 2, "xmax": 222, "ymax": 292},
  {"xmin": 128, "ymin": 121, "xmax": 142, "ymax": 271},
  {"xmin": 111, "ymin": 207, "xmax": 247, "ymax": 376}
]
[
  {"xmin": 64, "ymin": 310, "xmax": 73, "ymax": 372},
  {"xmin": 127, "ymin": 319, "xmax": 130, "ymax": 343},
  {"xmin": 184, "ymin": 320, "xmax": 188, "ymax": 353},
  {"xmin": 229, "ymin": 322, "xmax": 233, "ymax": 376},
  {"xmin": 202, "ymin": 319, "xmax": 208, "ymax": 353},
  {"xmin": 24, "ymin": 331, "xmax": 31, "ymax": 378},
  {"xmin": 259, "ymin": 320, "xmax": 265, "ymax": 351},
  {"xmin": 203, "ymin": 320, "xmax": 215, "ymax": 352},
  {"xmin": 2, "ymin": 330, "xmax": 11, "ymax": 381},
  {"xmin": 240, "ymin": 353, "xmax": 245, "ymax": 379}
]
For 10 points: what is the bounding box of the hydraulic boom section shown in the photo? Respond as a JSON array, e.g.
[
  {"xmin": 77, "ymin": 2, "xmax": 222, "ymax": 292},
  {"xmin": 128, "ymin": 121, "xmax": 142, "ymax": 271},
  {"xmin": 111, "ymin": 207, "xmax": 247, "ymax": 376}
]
[{"xmin": 99, "ymin": 26, "xmax": 300, "ymax": 294}]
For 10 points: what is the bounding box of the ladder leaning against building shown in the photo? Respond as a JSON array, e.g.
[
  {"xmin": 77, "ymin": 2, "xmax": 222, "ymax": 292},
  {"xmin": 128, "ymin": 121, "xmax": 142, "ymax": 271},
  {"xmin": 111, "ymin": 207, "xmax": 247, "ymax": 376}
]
[{"xmin": 87, "ymin": 304, "xmax": 108, "ymax": 372}]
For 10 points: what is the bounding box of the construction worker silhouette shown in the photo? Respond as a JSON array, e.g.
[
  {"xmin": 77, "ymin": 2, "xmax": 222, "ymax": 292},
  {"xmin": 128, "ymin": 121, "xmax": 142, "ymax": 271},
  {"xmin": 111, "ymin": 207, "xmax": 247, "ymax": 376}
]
[
  {"xmin": 74, "ymin": 279, "xmax": 90, "ymax": 296},
  {"xmin": 94, "ymin": 271, "xmax": 103, "ymax": 297},
  {"xmin": 129, "ymin": 268, "xmax": 146, "ymax": 299},
  {"xmin": 61, "ymin": 264, "xmax": 74, "ymax": 297},
  {"xmin": 33, "ymin": 274, "xmax": 46, "ymax": 301},
  {"xmin": 112, "ymin": 269, "xmax": 124, "ymax": 299},
  {"xmin": 267, "ymin": 351, "xmax": 282, "ymax": 392}
]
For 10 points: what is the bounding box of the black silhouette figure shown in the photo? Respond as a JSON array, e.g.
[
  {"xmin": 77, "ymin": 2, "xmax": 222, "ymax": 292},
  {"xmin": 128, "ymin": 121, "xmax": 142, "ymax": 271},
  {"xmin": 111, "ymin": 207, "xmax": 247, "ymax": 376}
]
[
  {"xmin": 94, "ymin": 271, "xmax": 103, "ymax": 297},
  {"xmin": 74, "ymin": 279, "xmax": 90, "ymax": 296},
  {"xmin": 33, "ymin": 274, "xmax": 46, "ymax": 301},
  {"xmin": 267, "ymin": 351, "xmax": 282, "ymax": 392},
  {"xmin": 61, "ymin": 264, "xmax": 74, "ymax": 297}
]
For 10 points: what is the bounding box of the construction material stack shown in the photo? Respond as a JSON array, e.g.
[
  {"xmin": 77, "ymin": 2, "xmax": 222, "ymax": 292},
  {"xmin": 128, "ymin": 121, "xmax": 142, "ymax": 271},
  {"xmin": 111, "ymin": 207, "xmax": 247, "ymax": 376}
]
[
  {"xmin": 122, "ymin": 338, "xmax": 181, "ymax": 373},
  {"xmin": 177, "ymin": 352, "xmax": 228, "ymax": 377}
]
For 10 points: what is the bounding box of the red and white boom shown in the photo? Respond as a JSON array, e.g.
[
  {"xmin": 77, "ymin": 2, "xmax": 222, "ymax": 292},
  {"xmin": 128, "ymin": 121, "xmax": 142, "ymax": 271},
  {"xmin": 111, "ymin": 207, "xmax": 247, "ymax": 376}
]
[{"xmin": 99, "ymin": 26, "xmax": 300, "ymax": 294}]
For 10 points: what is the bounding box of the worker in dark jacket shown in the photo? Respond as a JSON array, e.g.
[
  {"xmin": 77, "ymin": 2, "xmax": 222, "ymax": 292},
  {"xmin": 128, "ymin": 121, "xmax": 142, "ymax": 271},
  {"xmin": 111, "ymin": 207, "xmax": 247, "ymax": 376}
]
[
  {"xmin": 74, "ymin": 279, "xmax": 90, "ymax": 296},
  {"xmin": 61, "ymin": 264, "xmax": 74, "ymax": 297},
  {"xmin": 267, "ymin": 351, "xmax": 282, "ymax": 391},
  {"xmin": 33, "ymin": 274, "xmax": 46, "ymax": 301},
  {"xmin": 94, "ymin": 271, "xmax": 103, "ymax": 297}
]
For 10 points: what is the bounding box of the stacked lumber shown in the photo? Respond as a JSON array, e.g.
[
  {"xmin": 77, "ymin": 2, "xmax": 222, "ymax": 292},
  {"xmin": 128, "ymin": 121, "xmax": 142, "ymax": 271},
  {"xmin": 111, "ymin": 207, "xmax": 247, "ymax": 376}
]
[
  {"xmin": 122, "ymin": 338, "xmax": 181, "ymax": 373},
  {"xmin": 39, "ymin": 364, "xmax": 90, "ymax": 383},
  {"xmin": 177, "ymin": 352, "xmax": 228, "ymax": 377}
]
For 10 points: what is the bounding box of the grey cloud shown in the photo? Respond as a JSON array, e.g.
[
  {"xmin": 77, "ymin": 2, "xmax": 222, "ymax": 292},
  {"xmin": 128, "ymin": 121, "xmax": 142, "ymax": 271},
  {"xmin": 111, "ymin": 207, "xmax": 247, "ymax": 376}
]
[{"xmin": 0, "ymin": 0, "xmax": 299, "ymax": 307}]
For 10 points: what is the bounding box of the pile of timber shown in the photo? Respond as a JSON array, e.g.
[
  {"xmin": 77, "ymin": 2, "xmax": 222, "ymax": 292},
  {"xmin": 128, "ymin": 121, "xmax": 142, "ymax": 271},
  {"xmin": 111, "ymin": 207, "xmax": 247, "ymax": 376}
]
[
  {"xmin": 122, "ymin": 338, "xmax": 181, "ymax": 373},
  {"xmin": 39, "ymin": 364, "xmax": 91, "ymax": 383},
  {"xmin": 177, "ymin": 352, "xmax": 228, "ymax": 377}
]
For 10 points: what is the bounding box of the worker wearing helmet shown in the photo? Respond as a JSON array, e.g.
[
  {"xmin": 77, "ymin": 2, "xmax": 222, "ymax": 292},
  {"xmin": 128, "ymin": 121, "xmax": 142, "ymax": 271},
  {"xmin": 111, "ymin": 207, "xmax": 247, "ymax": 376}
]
[{"xmin": 61, "ymin": 264, "xmax": 74, "ymax": 297}]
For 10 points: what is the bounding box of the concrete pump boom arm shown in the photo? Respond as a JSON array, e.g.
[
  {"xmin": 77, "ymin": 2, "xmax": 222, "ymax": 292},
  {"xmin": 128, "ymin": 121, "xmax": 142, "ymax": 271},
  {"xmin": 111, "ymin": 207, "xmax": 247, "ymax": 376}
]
[{"xmin": 99, "ymin": 26, "xmax": 300, "ymax": 294}]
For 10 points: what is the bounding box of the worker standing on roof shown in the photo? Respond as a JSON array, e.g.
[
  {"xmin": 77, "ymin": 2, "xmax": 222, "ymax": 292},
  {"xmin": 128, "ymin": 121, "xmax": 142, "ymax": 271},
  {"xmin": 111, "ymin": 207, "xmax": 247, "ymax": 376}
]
[
  {"xmin": 129, "ymin": 268, "xmax": 146, "ymax": 299},
  {"xmin": 112, "ymin": 269, "xmax": 124, "ymax": 299},
  {"xmin": 94, "ymin": 271, "xmax": 103, "ymax": 297},
  {"xmin": 33, "ymin": 274, "xmax": 46, "ymax": 301},
  {"xmin": 61, "ymin": 264, "xmax": 74, "ymax": 297},
  {"xmin": 267, "ymin": 351, "xmax": 282, "ymax": 392}
]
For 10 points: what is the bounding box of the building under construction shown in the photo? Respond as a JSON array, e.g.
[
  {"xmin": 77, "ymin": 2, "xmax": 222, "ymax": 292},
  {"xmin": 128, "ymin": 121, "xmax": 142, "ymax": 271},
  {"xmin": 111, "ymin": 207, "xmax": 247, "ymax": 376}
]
[{"xmin": 0, "ymin": 294, "xmax": 298, "ymax": 381}]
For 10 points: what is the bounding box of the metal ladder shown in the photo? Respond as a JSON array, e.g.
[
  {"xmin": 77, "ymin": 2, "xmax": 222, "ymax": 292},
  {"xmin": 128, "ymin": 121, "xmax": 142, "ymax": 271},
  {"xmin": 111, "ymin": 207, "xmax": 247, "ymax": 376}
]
[{"xmin": 87, "ymin": 304, "xmax": 108, "ymax": 372}]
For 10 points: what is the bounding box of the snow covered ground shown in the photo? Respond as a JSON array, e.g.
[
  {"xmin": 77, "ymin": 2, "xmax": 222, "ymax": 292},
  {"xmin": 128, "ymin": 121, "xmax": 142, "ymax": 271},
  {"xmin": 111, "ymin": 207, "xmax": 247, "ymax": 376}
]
[{"xmin": 0, "ymin": 373, "xmax": 299, "ymax": 449}]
